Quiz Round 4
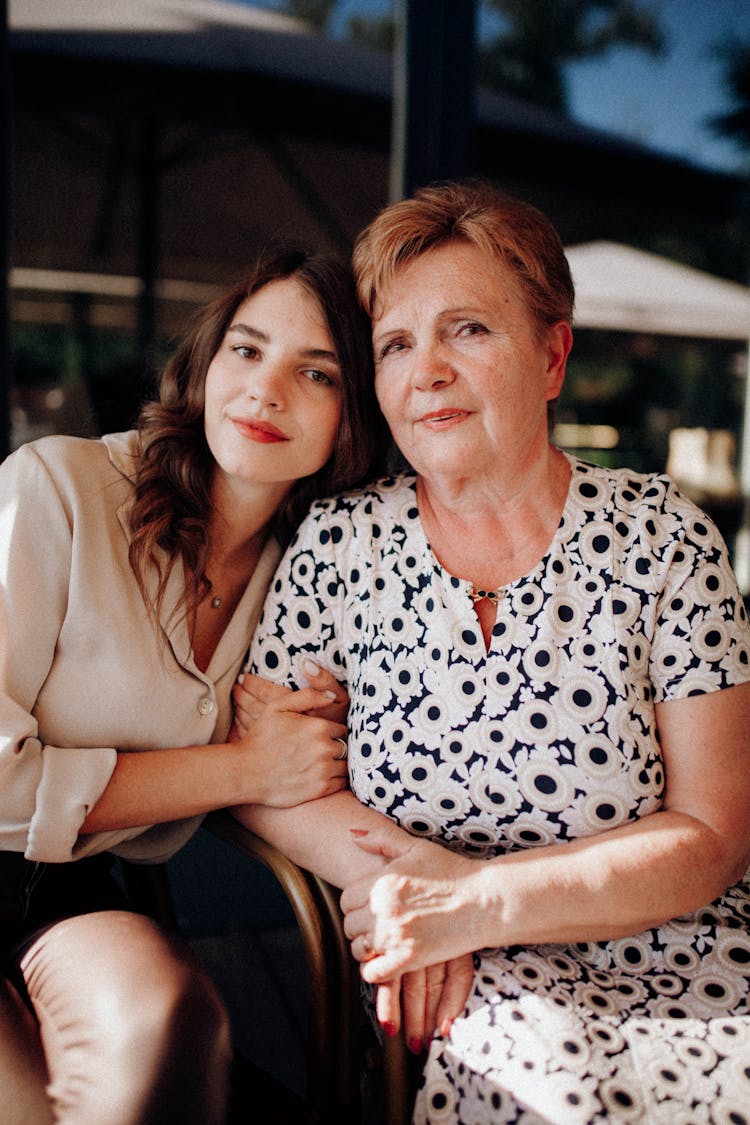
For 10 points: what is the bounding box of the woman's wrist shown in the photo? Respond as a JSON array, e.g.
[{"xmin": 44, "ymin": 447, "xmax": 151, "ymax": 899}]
[
  {"xmin": 468, "ymin": 858, "xmax": 506, "ymax": 951},
  {"xmin": 222, "ymin": 735, "xmax": 270, "ymax": 807}
]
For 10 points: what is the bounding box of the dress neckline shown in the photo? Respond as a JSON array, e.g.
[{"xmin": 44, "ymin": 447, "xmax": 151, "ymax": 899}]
[{"xmin": 408, "ymin": 451, "xmax": 578, "ymax": 601}]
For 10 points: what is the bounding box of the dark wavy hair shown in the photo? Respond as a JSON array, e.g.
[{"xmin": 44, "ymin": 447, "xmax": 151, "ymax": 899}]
[{"xmin": 129, "ymin": 246, "xmax": 384, "ymax": 617}]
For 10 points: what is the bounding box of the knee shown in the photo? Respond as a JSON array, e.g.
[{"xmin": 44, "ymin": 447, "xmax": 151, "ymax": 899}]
[
  {"xmin": 25, "ymin": 912, "xmax": 232, "ymax": 1124},
  {"xmin": 26, "ymin": 911, "xmax": 228, "ymax": 1048},
  {"xmin": 89, "ymin": 919, "xmax": 231, "ymax": 1067},
  {"xmin": 83, "ymin": 952, "xmax": 232, "ymax": 1125}
]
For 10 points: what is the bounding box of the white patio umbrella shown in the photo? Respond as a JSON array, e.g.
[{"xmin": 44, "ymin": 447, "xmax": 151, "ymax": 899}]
[
  {"xmin": 566, "ymin": 240, "xmax": 750, "ymax": 340},
  {"xmin": 564, "ymin": 241, "xmax": 750, "ymax": 593}
]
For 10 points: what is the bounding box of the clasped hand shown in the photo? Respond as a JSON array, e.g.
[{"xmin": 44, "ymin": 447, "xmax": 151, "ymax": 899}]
[
  {"xmin": 342, "ymin": 830, "xmax": 482, "ymax": 981},
  {"xmin": 230, "ymin": 668, "xmax": 349, "ymax": 807},
  {"xmin": 341, "ymin": 829, "xmax": 480, "ymax": 1047}
]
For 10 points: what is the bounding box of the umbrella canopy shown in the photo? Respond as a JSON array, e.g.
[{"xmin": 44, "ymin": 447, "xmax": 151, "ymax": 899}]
[
  {"xmin": 565, "ymin": 240, "xmax": 750, "ymax": 594},
  {"xmin": 566, "ymin": 241, "xmax": 750, "ymax": 341},
  {"xmin": 9, "ymin": 0, "xmax": 747, "ymax": 282}
]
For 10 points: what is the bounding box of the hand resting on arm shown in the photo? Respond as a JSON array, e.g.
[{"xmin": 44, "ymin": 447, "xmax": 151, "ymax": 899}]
[
  {"xmin": 81, "ymin": 685, "xmax": 347, "ymax": 834},
  {"xmin": 230, "ymin": 668, "xmax": 474, "ymax": 1045},
  {"xmin": 340, "ymin": 683, "xmax": 750, "ymax": 985}
]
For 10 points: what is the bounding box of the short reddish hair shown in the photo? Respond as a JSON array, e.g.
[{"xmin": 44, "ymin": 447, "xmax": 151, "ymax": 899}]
[{"xmin": 353, "ymin": 179, "xmax": 574, "ymax": 334}]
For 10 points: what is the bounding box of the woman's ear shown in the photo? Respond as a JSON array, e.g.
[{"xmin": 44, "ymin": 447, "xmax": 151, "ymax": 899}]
[{"xmin": 545, "ymin": 321, "xmax": 573, "ymax": 401}]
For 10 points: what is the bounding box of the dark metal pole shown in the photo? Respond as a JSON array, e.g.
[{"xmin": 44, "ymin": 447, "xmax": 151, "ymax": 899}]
[
  {"xmin": 1, "ymin": 0, "xmax": 12, "ymax": 460},
  {"xmin": 389, "ymin": 0, "xmax": 477, "ymax": 203},
  {"xmin": 137, "ymin": 118, "xmax": 158, "ymax": 397}
]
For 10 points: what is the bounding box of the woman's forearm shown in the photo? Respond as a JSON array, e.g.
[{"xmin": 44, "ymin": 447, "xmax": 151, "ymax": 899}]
[
  {"xmin": 232, "ymin": 792, "xmax": 411, "ymax": 888},
  {"xmin": 81, "ymin": 743, "xmax": 247, "ymax": 833},
  {"xmin": 474, "ymin": 809, "xmax": 749, "ymax": 950},
  {"xmin": 81, "ymin": 690, "xmax": 350, "ymax": 834},
  {"xmin": 346, "ymin": 807, "xmax": 750, "ymax": 986},
  {"xmin": 464, "ymin": 688, "xmax": 750, "ymax": 951}
]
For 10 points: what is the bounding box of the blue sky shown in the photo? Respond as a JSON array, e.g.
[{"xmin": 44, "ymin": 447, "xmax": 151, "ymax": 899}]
[
  {"xmin": 235, "ymin": 0, "xmax": 750, "ymax": 174},
  {"xmin": 566, "ymin": 0, "xmax": 750, "ymax": 173}
]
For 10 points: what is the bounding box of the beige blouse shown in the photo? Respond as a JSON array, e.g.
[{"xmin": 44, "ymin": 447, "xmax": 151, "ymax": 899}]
[{"xmin": 0, "ymin": 430, "xmax": 281, "ymax": 863}]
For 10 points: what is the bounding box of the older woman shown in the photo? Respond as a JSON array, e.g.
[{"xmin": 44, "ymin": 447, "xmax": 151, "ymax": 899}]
[{"xmin": 235, "ymin": 182, "xmax": 750, "ymax": 1123}]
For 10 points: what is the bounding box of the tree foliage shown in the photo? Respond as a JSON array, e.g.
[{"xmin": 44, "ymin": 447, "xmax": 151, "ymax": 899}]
[
  {"xmin": 283, "ymin": 1, "xmax": 664, "ymax": 113},
  {"xmin": 710, "ymin": 39, "xmax": 750, "ymax": 152},
  {"xmin": 347, "ymin": 11, "xmax": 396, "ymax": 53},
  {"xmin": 284, "ymin": 0, "xmax": 337, "ymax": 30},
  {"xmin": 477, "ymin": 0, "xmax": 664, "ymax": 111}
]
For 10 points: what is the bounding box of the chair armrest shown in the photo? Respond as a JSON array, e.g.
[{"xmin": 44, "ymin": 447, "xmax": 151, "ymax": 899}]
[
  {"xmin": 202, "ymin": 810, "xmax": 416, "ymax": 1124},
  {"xmin": 202, "ymin": 810, "xmax": 352, "ymax": 1119}
]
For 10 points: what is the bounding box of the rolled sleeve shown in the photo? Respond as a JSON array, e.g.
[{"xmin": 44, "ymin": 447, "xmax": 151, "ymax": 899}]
[
  {"xmin": 26, "ymin": 744, "xmax": 118, "ymax": 862},
  {"xmin": 1, "ymin": 442, "xmax": 120, "ymax": 860}
]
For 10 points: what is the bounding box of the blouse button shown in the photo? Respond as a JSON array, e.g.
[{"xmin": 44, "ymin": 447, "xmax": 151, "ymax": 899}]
[{"xmin": 198, "ymin": 696, "xmax": 216, "ymax": 716}]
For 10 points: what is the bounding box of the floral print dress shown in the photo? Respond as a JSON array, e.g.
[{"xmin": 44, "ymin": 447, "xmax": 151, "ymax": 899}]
[{"xmin": 249, "ymin": 455, "xmax": 750, "ymax": 1123}]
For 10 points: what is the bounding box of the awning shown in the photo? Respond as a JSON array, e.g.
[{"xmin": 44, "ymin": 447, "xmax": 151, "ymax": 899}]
[{"xmin": 566, "ymin": 241, "xmax": 750, "ymax": 341}]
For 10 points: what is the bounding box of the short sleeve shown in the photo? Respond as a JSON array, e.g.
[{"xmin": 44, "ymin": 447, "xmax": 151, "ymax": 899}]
[
  {"xmin": 247, "ymin": 499, "xmax": 349, "ymax": 688},
  {"xmin": 649, "ymin": 506, "xmax": 750, "ymax": 701}
]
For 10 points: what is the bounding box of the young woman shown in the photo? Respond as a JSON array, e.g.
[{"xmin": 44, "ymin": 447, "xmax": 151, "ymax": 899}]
[{"xmin": 0, "ymin": 247, "xmax": 381, "ymax": 1124}]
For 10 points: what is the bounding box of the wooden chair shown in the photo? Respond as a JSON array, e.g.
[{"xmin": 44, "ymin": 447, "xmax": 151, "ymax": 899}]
[
  {"xmin": 122, "ymin": 811, "xmax": 416, "ymax": 1124},
  {"xmin": 202, "ymin": 810, "xmax": 362, "ymax": 1124}
]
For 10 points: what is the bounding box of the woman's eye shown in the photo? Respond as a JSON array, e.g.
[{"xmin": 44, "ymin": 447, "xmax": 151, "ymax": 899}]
[
  {"xmin": 233, "ymin": 344, "xmax": 259, "ymax": 359},
  {"xmin": 377, "ymin": 338, "xmax": 407, "ymax": 361},
  {"xmin": 303, "ymin": 368, "xmax": 335, "ymax": 386},
  {"xmin": 458, "ymin": 321, "xmax": 488, "ymax": 337}
]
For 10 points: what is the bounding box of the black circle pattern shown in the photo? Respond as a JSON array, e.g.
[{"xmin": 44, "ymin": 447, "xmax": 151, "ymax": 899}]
[{"xmin": 249, "ymin": 456, "xmax": 750, "ymax": 1122}]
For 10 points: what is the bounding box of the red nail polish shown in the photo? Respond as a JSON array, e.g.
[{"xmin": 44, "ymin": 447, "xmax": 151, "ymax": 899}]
[
  {"xmin": 439, "ymin": 1018, "xmax": 453, "ymax": 1038},
  {"xmin": 381, "ymin": 1021, "xmax": 398, "ymax": 1038},
  {"xmin": 408, "ymin": 1037, "xmax": 423, "ymax": 1055},
  {"xmin": 349, "ymin": 828, "xmax": 368, "ymax": 837}
]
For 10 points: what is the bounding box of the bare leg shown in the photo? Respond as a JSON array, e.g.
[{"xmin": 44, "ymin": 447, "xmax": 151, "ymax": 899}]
[
  {"xmin": 20, "ymin": 910, "xmax": 231, "ymax": 1125},
  {"xmin": 0, "ymin": 975, "xmax": 54, "ymax": 1124}
]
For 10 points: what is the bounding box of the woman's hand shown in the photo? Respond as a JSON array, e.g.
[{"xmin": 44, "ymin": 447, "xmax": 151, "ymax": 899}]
[
  {"xmin": 375, "ymin": 955, "xmax": 474, "ymax": 1051},
  {"xmin": 231, "ymin": 664, "xmax": 348, "ymax": 739},
  {"xmin": 230, "ymin": 686, "xmax": 349, "ymax": 808},
  {"xmin": 341, "ymin": 830, "xmax": 485, "ymax": 983}
]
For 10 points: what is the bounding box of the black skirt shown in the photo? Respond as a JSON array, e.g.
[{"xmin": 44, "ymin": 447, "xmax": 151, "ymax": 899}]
[{"xmin": 0, "ymin": 850, "xmax": 128, "ymax": 983}]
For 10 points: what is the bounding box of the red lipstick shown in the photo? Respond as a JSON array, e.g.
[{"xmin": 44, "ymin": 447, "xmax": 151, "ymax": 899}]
[{"xmin": 232, "ymin": 417, "xmax": 289, "ymax": 443}]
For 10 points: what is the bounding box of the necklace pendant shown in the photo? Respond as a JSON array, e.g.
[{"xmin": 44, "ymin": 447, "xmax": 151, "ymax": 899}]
[
  {"xmin": 210, "ymin": 595, "xmax": 223, "ymax": 609},
  {"xmin": 469, "ymin": 585, "xmax": 501, "ymax": 605}
]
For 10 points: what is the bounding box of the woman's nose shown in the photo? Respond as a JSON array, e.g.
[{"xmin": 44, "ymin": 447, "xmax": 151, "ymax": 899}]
[
  {"xmin": 412, "ymin": 343, "xmax": 455, "ymax": 391},
  {"xmin": 248, "ymin": 363, "xmax": 285, "ymax": 409}
]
